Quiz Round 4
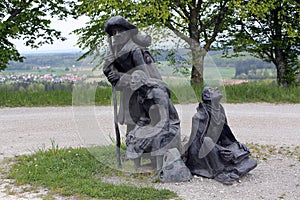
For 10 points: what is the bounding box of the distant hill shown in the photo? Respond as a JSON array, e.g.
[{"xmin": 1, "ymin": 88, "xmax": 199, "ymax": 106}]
[
  {"xmin": 6, "ymin": 49, "xmax": 275, "ymax": 74},
  {"xmin": 7, "ymin": 52, "xmax": 85, "ymax": 70}
]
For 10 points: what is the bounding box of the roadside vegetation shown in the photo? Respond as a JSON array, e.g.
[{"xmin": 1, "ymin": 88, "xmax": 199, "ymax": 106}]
[
  {"xmin": 246, "ymin": 143, "xmax": 300, "ymax": 162},
  {"xmin": 224, "ymin": 81, "xmax": 300, "ymax": 103},
  {"xmin": 6, "ymin": 144, "xmax": 177, "ymax": 200},
  {"xmin": 0, "ymin": 81, "xmax": 299, "ymax": 107},
  {"xmin": 4, "ymin": 141, "xmax": 299, "ymax": 199}
]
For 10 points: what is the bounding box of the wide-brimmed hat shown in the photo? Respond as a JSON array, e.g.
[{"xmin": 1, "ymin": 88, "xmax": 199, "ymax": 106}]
[{"xmin": 105, "ymin": 16, "xmax": 138, "ymax": 36}]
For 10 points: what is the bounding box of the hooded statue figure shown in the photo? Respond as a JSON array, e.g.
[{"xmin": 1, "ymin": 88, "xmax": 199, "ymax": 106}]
[
  {"xmin": 103, "ymin": 16, "xmax": 162, "ymax": 134},
  {"xmin": 185, "ymin": 87, "xmax": 257, "ymax": 185},
  {"xmin": 126, "ymin": 70, "xmax": 181, "ymax": 171},
  {"xmin": 122, "ymin": 70, "xmax": 180, "ymax": 170}
]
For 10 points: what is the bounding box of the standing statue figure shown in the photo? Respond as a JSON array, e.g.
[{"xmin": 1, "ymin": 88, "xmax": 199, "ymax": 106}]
[
  {"xmin": 103, "ymin": 16, "xmax": 162, "ymax": 134},
  {"xmin": 126, "ymin": 70, "xmax": 181, "ymax": 171},
  {"xmin": 185, "ymin": 87, "xmax": 257, "ymax": 185}
]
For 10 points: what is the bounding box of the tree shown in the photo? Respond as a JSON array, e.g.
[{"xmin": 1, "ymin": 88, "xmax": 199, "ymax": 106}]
[
  {"xmin": 74, "ymin": 0, "xmax": 233, "ymax": 85},
  {"xmin": 224, "ymin": 0, "xmax": 300, "ymax": 87},
  {"xmin": 0, "ymin": 0, "xmax": 75, "ymax": 71}
]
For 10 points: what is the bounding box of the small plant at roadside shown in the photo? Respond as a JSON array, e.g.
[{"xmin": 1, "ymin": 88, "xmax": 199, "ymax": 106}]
[{"xmin": 247, "ymin": 143, "xmax": 300, "ymax": 162}]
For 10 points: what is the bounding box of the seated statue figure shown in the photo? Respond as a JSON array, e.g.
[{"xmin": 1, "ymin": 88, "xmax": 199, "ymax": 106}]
[
  {"xmin": 126, "ymin": 70, "xmax": 181, "ymax": 171},
  {"xmin": 185, "ymin": 87, "xmax": 257, "ymax": 185}
]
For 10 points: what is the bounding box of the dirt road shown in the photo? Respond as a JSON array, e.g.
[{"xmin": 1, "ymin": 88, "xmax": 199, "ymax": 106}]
[{"xmin": 0, "ymin": 103, "xmax": 300, "ymax": 199}]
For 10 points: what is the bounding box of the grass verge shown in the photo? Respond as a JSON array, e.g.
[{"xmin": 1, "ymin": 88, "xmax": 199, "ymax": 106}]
[
  {"xmin": 225, "ymin": 81, "xmax": 300, "ymax": 103},
  {"xmin": 7, "ymin": 145, "xmax": 177, "ymax": 200},
  {"xmin": 0, "ymin": 81, "xmax": 300, "ymax": 107}
]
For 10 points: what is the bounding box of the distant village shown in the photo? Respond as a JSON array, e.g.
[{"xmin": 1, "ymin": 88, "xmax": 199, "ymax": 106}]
[
  {"xmin": 0, "ymin": 61, "xmax": 99, "ymax": 84},
  {"xmin": 0, "ymin": 52, "xmax": 99, "ymax": 84},
  {"xmin": 0, "ymin": 73, "xmax": 85, "ymax": 83}
]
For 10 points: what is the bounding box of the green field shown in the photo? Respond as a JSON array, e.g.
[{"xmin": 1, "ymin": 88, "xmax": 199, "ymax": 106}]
[{"xmin": 157, "ymin": 62, "xmax": 236, "ymax": 80}]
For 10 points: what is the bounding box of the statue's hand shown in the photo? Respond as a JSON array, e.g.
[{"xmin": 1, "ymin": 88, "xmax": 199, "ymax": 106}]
[
  {"xmin": 140, "ymin": 138, "xmax": 151, "ymax": 150},
  {"xmin": 107, "ymin": 71, "xmax": 120, "ymax": 85},
  {"xmin": 238, "ymin": 142, "xmax": 250, "ymax": 152},
  {"xmin": 219, "ymin": 149, "xmax": 233, "ymax": 162},
  {"xmin": 137, "ymin": 117, "xmax": 150, "ymax": 126}
]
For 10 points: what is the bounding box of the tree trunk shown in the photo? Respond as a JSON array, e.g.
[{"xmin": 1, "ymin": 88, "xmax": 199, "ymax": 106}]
[
  {"xmin": 274, "ymin": 47, "xmax": 288, "ymax": 87},
  {"xmin": 276, "ymin": 61, "xmax": 288, "ymax": 87},
  {"xmin": 272, "ymin": 7, "xmax": 289, "ymax": 87},
  {"xmin": 190, "ymin": 44, "xmax": 206, "ymax": 85}
]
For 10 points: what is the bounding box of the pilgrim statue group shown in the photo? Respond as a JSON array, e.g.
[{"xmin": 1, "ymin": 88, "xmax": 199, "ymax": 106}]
[{"xmin": 103, "ymin": 16, "xmax": 257, "ymax": 185}]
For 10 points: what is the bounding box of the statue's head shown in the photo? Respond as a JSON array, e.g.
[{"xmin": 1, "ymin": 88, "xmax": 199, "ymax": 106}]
[
  {"xmin": 105, "ymin": 16, "xmax": 138, "ymax": 46},
  {"xmin": 202, "ymin": 87, "xmax": 223, "ymax": 103},
  {"xmin": 130, "ymin": 70, "xmax": 148, "ymax": 91},
  {"xmin": 105, "ymin": 16, "xmax": 138, "ymax": 36}
]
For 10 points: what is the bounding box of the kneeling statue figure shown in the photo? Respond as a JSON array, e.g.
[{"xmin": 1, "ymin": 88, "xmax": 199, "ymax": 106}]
[
  {"xmin": 126, "ymin": 70, "xmax": 181, "ymax": 171},
  {"xmin": 185, "ymin": 87, "xmax": 257, "ymax": 185}
]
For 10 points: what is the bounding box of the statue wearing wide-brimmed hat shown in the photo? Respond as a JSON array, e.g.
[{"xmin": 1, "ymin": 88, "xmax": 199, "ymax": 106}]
[
  {"xmin": 103, "ymin": 17, "xmax": 164, "ymax": 170},
  {"xmin": 103, "ymin": 16, "xmax": 162, "ymax": 126},
  {"xmin": 104, "ymin": 16, "xmax": 138, "ymax": 37}
]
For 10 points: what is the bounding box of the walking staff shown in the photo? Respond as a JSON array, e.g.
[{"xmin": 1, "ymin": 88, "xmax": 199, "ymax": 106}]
[{"xmin": 112, "ymin": 86, "xmax": 122, "ymax": 168}]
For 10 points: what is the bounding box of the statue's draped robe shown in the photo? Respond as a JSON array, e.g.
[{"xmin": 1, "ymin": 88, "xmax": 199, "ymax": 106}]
[{"xmin": 185, "ymin": 102, "xmax": 257, "ymax": 183}]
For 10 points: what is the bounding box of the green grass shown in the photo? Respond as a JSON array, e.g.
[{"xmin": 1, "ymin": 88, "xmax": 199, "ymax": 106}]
[
  {"xmin": 158, "ymin": 64, "xmax": 236, "ymax": 80},
  {"xmin": 7, "ymin": 145, "xmax": 177, "ymax": 199},
  {"xmin": 225, "ymin": 81, "xmax": 300, "ymax": 103},
  {"xmin": 204, "ymin": 66, "xmax": 235, "ymax": 80},
  {"xmin": 0, "ymin": 90, "xmax": 72, "ymax": 107},
  {"xmin": 0, "ymin": 86, "xmax": 112, "ymax": 107},
  {"xmin": 166, "ymin": 79, "xmax": 300, "ymax": 104},
  {"xmin": 0, "ymin": 81, "xmax": 299, "ymax": 107}
]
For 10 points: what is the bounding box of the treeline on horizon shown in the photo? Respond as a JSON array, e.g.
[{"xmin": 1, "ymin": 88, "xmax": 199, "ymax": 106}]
[{"xmin": 5, "ymin": 50, "xmax": 275, "ymax": 74}]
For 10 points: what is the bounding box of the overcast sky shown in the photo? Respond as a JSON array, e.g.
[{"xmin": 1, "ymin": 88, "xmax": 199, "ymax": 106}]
[{"xmin": 13, "ymin": 16, "xmax": 89, "ymax": 54}]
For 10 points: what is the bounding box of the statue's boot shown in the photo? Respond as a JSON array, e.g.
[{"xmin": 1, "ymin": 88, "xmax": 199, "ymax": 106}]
[
  {"xmin": 228, "ymin": 172, "xmax": 239, "ymax": 180},
  {"xmin": 214, "ymin": 172, "xmax": 236, "ymax": 185}
]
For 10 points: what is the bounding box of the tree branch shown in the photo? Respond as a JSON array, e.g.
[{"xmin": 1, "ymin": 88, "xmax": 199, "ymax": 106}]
[
  {"xmin": 2, "ymin": 38, "xmax": 14, "ymax": 47},
  {"xmin": 168, "ymin": 18, "xmax": 188, "ymax": 32},
  {"xmin": 7, "ymin": 0, "xmax": 34, "ymax": 21},
  {"xmin": 173, "ymin": 0, "xmax": 190, "ymax": 19},
  {"xmin": 171, "ymin": 5, "xmax": 188, "ymax": 22},
  {"xmin": 166, "ymin": 20, "xmax": 195, "ymax": 46},
  {"xmin": 196, "ymin": 0, "xmax": 203, "ymax": 13}
]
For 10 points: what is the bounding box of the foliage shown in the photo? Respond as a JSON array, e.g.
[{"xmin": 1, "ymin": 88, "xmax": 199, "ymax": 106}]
[
  {"xmin": 225, "ymin": 81, "xmax": 300, "ymax": 103},
  {"xmin": 73, "ymin": 0, "xmax": 234, "ymax": 85},
  {"xmin": 0, "ymin": 82, "xmax": 112, "ymax": 107},
  {"xmin": 223, "ymin": 0, "xmax": 300, "ymax": 87},
  {"xmin": 8, "ymin": 145, "xmax": 177, "ymax": 199},
  {"xmin": 1, "ymin": 80, "xmax": 300, "ymax": 107},
  {"xmin": 0, "ymin": 0, "xmax": 75, "ymax": 71}
]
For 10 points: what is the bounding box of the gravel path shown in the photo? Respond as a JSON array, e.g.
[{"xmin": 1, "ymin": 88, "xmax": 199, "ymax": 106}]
[{"xmin": 0, "ymin": 103, "xmax": 300, "ymax": 199}]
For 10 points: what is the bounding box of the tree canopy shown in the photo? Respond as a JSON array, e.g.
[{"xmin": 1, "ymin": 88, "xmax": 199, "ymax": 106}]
[
  {"xmin": 0, "ymin": 0, "xmax": 74, "ymax": 71},
  {"xmin": 224, "ymin": 0, "xmax": 300, "ymax": 86},
  {"xmin": 74, "ymin": 0, "xmax": 233, "ymax": 85}
]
